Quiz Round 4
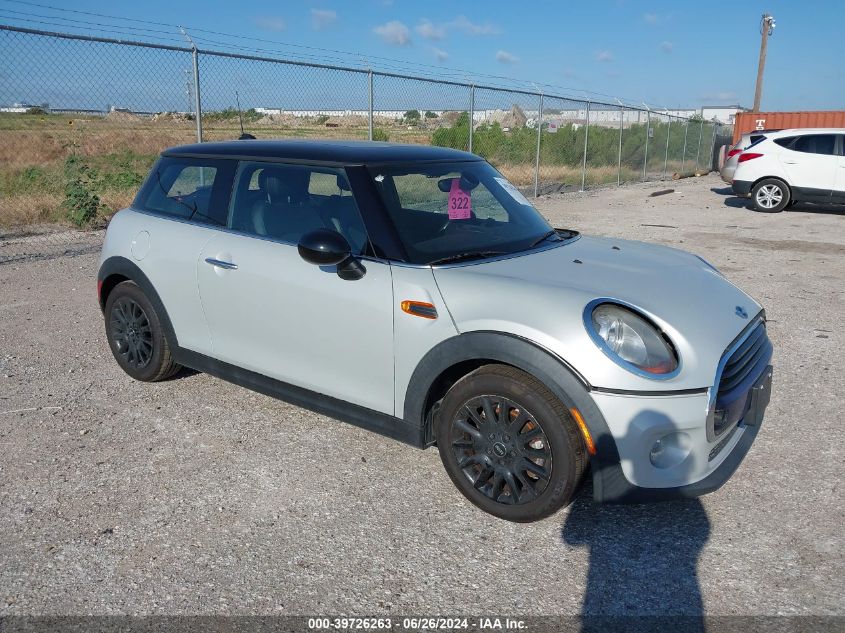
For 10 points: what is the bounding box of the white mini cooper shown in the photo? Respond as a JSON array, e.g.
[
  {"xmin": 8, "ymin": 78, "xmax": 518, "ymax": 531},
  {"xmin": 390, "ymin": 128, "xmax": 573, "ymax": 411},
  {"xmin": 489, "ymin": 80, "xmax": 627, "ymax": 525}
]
[{"xmin": 98, "ymin": 140, "xmax": 773, "ymax": 522}]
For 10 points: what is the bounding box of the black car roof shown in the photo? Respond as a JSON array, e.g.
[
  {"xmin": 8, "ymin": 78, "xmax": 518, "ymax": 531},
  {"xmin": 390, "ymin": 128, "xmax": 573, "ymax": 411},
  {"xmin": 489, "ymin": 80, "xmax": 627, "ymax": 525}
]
[{"xmin": 162, "ymin": 139, "xmax": 481, "ymax": 164}]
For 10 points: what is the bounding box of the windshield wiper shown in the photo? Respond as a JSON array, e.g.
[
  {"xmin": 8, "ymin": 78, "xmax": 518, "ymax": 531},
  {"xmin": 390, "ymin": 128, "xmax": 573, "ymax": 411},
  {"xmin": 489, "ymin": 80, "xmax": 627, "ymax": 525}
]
[
  {"xmin": 427, "ymin": 250, "xmax": 505, "ymax": 266},
  {"xmin": 528, "ymin": 229, "xmax": 560, "ymax": 249}
]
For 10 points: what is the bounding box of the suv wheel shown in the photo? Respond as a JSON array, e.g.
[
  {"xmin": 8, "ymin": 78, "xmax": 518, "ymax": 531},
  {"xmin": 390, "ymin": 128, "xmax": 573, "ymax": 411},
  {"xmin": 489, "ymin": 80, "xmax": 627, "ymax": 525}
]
[
  {"xmin": 435, "ymin": 365, "xmax": 587, "ymax": 522},
  {"xmin": 751, "ymin": 178, "xmax": 790, "ymax": 213},
  {"xmin": 104, "ymin": 281, "xmax": 181, "ymax": 382}
]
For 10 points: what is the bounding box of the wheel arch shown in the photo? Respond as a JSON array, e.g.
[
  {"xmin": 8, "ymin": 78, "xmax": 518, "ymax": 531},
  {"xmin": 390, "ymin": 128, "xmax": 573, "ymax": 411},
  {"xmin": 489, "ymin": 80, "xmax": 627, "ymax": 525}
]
[
  {"xmin": 751, "ymin": 175, "xmax": 792, "ymax": 198},
  {"xmin": 97, "ymin": 256, "xmax": 179, "ymax": 348},
  {"xmin": 404, "ymin": 331, "xmax": 620, "ymax": 466}
]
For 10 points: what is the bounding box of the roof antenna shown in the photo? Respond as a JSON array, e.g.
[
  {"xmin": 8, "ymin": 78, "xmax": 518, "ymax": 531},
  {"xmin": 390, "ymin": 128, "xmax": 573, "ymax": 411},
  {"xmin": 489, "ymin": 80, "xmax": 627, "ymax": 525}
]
[{"xmin": 234, "ymin": 90, "xmax": 255, "ymax": 140}]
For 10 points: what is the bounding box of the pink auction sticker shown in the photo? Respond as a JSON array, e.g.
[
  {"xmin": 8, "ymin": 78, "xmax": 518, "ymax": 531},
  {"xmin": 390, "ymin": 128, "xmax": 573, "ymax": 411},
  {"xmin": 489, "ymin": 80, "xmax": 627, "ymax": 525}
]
[{"xmin": 448, "ymin": 179, "xmax": 472, "ymax": 220}]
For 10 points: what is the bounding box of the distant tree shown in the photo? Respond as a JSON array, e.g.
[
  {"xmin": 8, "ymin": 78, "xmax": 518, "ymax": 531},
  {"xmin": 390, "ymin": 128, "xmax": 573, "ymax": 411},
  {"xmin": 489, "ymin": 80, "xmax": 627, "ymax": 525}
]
[
  {"xmin": 404, "ymin": 109, "xmax": 421, "ymax": 122},
  {"xmin": 424, "ymin": 110, "xmax": 437, "ymax": 119}
]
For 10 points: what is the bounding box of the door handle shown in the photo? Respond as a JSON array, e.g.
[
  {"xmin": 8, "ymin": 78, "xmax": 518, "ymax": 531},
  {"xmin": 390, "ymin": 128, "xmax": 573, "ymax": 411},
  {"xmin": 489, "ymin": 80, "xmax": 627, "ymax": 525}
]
[
  {"xmin": 782, "ymin": 160, "xmax": 798, "ymax": 164},
  {"xmin": 205, "ymin": 257, "xmax": 238, "ymax": 270}
]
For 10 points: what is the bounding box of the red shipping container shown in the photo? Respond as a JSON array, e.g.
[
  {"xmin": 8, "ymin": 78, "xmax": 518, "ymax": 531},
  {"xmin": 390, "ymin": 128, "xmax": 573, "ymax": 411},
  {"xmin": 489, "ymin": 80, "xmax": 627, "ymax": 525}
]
[{"xmin": 733, "ymin": 111, "xmax": 845, "ymax": 144}]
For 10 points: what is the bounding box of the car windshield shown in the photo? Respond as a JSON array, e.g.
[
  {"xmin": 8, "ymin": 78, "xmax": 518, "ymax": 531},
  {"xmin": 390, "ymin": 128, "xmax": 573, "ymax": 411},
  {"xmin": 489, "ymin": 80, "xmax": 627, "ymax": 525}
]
[{"xmin": 368, "ymin": 161, "xmax": 562, "ymax": 265}]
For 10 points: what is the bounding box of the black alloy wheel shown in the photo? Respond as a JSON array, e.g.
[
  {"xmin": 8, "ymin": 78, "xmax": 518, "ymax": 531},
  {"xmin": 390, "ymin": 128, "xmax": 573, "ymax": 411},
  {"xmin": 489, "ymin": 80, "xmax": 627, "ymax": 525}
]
[
  {"xmin": 110, "ymin": 297, "xmax": 153, "ymax": 370},
  {"xmin": 450, "ymin": 395, "xmax": 552, "ymax": 505},
  {"xmin": 436, "ymin": 365, "xmax": 586, "ymax": 522},
  {"xmin": 104, "ymin": 280, "xmax": 181, "ymax": 382}
]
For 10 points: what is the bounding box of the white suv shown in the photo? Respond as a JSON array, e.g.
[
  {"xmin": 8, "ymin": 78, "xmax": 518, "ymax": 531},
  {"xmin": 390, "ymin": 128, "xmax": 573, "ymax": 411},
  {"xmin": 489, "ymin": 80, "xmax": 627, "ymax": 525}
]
[{"xmin": 731, "ymin": 128, "xmax": 845, "ymax": 212}]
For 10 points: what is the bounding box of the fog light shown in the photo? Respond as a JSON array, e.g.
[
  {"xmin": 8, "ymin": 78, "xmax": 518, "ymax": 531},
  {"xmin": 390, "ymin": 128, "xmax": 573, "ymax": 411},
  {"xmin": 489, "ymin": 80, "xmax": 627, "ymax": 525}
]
[{"xmin": 649, "ymin": 432, "xmax": 691, "ymax": 469}]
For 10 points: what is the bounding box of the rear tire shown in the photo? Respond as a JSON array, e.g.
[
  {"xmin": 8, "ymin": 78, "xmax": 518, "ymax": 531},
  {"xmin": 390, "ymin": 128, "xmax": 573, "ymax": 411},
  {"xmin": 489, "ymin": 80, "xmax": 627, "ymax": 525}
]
[
  {"xmin": 435, "ymin": 365, "xmax": 587, "ymax": 522},
  {"xmin": 104, "ymin": 280, "xmax": 181, "ymax": 382},
  {"xmin": 751, "ymin": 178, "xmax": 790, "ymax": 213}
]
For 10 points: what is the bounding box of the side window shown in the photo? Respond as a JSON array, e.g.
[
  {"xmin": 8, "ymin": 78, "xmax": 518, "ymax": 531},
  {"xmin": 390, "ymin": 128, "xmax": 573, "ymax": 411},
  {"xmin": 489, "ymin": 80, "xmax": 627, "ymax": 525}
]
[
  {"xmin": 791, "ymin": 134, "xmax": 837, "ymax": 156},
  {"xmin": 774, "ymin": 137, "xmax": 795, "ymax": 148},
  {"xmin": 228, "ymin": 162, "xmax": 369, "ymax": 255},
  {"xmin": 135, "ymin": 158, "xmax": 229, "ymax": 225}
]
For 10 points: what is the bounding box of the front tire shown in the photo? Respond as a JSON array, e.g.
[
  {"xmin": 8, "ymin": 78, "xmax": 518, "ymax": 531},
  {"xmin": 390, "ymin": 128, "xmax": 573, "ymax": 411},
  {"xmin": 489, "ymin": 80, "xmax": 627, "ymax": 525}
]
[
  {"xmin": 435, "ymin": 365, "xmax": 587, "ymax": 522},
  {"xmin": 751, "ymin": 178, "xmax": 790, "ymax": 213},
  {"xmin": 104, "ymin": 280, "xmax": 181, "ymax": 382}
]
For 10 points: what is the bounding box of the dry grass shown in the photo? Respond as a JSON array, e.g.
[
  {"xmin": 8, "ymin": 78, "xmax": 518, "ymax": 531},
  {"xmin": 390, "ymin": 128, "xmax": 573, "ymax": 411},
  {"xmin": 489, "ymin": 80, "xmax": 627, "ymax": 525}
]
[
  {"xmin": 1, "ymin": 113, "xmax": 693, "ymax": 229},
  {"xmin": 0, "ymin": 192, "xmax": 63, "ymax": 227}
]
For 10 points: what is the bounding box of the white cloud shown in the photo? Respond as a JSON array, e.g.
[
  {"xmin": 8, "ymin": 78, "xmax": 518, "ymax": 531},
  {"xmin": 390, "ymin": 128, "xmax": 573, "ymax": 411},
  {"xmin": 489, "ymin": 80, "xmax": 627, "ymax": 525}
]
[
  {"xmin": 660, "ymin": 40, "xmax": 673, "ymax": 53},
  {"xmin": 496, "ymin": 50, "xmax": 519, "ymax": 64},
  {"xmin": 703, "ymin": 91, "xmax": 739, "ymax": 103},
  {"xmin": 643, "ymin": 13, "xmax": 659, "ymax": 24},
  {"xmin": 596, "ymin": 50, "xmax": 614, "ymax": 62},
  {"xmin": 432, "ymin": 47, "xmax": 449, "ymax": 62},
  {"xmin": 416, "ymin": 19, "xmax": 446, "ymax": 40},
  {"xmin": 449, "ymin": 15, "xmax": 500, "ymax": 36},
  {"xmin": 254, "ymin": 16, "xmax": 286, "ymax": 32},
  {"xmin": 374, "ymin": 20, "xmax": 411, "ymax": 45},
  {"xmin": 311, "ymin": 9, "xmax": 337, "ymax": 30}
]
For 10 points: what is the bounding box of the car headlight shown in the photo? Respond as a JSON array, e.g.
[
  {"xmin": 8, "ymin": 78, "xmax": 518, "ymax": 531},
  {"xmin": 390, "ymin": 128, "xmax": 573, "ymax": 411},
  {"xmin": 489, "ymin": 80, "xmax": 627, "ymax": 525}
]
[{"xmin": 588, "ymin": 303, "xmax": 679, "ymax": 377}]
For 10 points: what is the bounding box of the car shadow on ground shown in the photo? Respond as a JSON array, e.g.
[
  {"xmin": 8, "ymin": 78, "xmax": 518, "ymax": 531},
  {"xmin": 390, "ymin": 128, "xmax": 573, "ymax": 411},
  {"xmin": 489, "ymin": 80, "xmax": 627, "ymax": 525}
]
[
  {"xmin": 560, "ymin": 412, "xmax": 711, "ymax": 630},
  {"xmin": 561, "ymin": 481, "xmax": 710, "ymax": 630},
  {"xmin": 709, "ymin": 186, "xmax": 733, "ymax": 196}
]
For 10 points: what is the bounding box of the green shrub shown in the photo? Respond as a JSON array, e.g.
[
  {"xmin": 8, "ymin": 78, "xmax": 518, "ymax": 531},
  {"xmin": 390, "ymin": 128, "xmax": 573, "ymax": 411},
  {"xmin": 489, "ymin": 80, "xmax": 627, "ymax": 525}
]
[
  {"xmin": 372, "ymin": 128, "xmax": 390, "ymax": 142},
  {"xmin": 62, "ymin": 155, "xmax": 101, "ymax": 226}
]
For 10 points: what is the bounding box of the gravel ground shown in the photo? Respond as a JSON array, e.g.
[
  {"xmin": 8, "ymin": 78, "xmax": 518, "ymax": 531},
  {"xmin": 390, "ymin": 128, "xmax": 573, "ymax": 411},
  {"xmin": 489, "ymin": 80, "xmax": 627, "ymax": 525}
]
[{"xmin": 0, "ymin": 174, "xmax": 843, "ymax": 618}]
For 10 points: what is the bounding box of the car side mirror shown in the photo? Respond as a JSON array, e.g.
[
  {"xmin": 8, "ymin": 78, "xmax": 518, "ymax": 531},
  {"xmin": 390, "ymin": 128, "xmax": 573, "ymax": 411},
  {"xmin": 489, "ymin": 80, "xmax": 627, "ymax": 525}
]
[{"xmin": 297, "ymin": 229, "xmax": 366, "ymax": 281}]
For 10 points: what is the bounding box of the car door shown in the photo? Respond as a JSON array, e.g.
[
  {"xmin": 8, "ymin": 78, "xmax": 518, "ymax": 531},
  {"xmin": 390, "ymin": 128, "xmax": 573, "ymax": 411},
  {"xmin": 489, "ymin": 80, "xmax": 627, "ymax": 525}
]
[
  {"xmin": 836, "ymin": 135, "xmax": 845, "ymax": 202},
  {"xmin": 196, "ymin": 161, "xmax": 395, "ymax": 415},
  {"xmin": 779, "ymin": 134, "xmax": 838, "ymax": 200},
  {"xmin": 129, "ymin": 157, "xmax": 236, "ymax": 355}
]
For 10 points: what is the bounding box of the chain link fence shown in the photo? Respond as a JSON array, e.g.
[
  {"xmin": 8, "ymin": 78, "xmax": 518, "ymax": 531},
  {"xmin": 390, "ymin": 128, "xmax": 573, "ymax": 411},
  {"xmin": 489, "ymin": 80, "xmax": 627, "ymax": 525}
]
[{"xmin": 0, "ymin": 24, "xmax": 730, "ymax": 265}]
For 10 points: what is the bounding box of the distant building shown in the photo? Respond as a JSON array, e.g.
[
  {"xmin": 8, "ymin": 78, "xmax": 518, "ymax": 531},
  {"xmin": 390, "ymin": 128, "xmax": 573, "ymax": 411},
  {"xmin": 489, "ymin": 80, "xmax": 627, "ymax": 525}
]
[{"xmin": 700, "ymin": 105, "xmax": 747, "ymax": 125}]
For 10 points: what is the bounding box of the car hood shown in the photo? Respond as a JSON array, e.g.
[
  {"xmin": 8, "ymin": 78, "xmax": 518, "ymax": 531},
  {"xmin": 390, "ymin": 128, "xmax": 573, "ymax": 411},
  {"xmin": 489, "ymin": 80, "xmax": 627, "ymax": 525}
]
[{"xmin": 432, "ymin": 235, "xmax": 763, "ymax": 391}]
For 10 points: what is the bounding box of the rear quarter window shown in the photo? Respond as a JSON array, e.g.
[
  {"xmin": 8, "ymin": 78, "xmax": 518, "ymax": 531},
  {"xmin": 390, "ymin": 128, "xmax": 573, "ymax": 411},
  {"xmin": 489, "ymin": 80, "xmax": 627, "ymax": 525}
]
[{"xmin": 134, "ymin": 157, "xmax": 235, "ymax": 226}]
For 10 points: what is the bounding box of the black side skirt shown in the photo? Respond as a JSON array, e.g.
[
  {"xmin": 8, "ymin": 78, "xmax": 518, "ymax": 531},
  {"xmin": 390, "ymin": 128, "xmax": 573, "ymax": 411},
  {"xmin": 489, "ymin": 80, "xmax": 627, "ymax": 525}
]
[{"xmin": 173, "ymin": 347, "xmax": 427, "ymax": 449}]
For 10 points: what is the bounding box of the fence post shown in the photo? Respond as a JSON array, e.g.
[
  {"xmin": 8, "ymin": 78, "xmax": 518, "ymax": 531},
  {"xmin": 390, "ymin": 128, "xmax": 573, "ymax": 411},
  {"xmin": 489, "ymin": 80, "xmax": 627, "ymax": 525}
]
[
  {"xmin": 642, "ymin": 108, "xmax": 651, "ymax": 181},
  {"xmin": 708, "ymin": 123, "xmax": 719, "ymax": 172},
  {"xmin": 681, "ymin": 120, "xmax": 689, "ymax": 173},
  {"xmin": 191, "ymin": 47, "xmax": 202, "ymax": 142},
  {"xmin": 533, "ymin": 93, "xmax": 544, "ymax": 198},
  {"xmin": 662, "ymin": 116, "xmax": 671, "ymax": 180},
  {"xmin": 695, "ymin": 120, "xmax": 704, "ymax": 170},
  {"xmin": 581, "ymin": 101, "xmax": 591, "ymax": 191},
  {"xmin": 468, "ymin": 84, "xmax": 475, "ymax": 153},
  {"xmin": 617, "ymin": 107, "xmax": 624, "ymax": 186},
  {"xmin": 367, "ymin": 70, "xmax": 373, "ymax": 141}
]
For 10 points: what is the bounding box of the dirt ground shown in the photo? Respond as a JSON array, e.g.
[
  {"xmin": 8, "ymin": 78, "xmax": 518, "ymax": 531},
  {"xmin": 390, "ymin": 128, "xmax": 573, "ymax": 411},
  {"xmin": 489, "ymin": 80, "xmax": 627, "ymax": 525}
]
[{"xmin": 0, "ymin": 174, "xmax": 842, "ymax": 619}]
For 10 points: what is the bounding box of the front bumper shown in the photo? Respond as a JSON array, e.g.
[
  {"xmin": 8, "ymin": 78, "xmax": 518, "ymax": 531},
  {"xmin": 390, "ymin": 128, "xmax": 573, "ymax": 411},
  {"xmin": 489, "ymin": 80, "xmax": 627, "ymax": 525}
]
[
  {"xmin": 731, "ymin": 179, "xmax": 753, "ymax": 197},
  {"xmin": 590, "ymin": 365, "xmax": 773, "ymax": 503}
]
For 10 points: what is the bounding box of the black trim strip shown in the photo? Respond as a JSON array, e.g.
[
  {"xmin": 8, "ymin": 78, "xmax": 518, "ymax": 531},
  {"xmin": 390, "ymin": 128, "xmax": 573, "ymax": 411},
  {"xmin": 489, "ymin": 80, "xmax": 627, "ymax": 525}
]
[
  {"xmin": 592, "ymin": 386, "xmax": 709, "ymax": 397},
  {"xmin": 173, "ymin": 348, "xmax": 426, "ymax": 449}
]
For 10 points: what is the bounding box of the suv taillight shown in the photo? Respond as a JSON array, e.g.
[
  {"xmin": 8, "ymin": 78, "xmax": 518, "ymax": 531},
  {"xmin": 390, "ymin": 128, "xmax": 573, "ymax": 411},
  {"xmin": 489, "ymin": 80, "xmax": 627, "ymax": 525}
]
[
  {"xmin": 727, "ymin": 148, "xmax": 743, "ymax": 158},
  {"xmin": 737, "ymin": 152, "xmax": 763, "ymax": 163}
]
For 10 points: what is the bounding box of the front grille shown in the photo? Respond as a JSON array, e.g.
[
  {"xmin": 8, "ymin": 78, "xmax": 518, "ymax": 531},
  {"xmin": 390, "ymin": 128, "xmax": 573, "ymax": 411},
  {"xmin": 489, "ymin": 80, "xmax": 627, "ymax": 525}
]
[
  {"xmin": 718, "ymin": 322, "xmax": 772, "ymax": 399},
  {"xmin": 712, "ymin": 320, "xmax": 773, "ymax": 436}
]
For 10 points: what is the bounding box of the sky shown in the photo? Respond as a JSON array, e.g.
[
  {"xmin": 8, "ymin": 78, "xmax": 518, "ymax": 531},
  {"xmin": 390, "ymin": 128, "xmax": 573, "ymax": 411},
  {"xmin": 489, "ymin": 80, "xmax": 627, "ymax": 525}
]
[{"xmin": 0, "ymin": 0, "xmax": 843, "ymax": 111}]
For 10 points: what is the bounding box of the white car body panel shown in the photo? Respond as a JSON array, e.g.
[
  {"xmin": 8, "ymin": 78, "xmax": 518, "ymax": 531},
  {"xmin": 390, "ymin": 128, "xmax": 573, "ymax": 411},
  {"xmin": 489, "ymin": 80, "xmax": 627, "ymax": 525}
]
[
  {"xmin": 432, "ymin": 235, "xmax": 761, "ymax": 393},
  {"xmin": 390, "ymin": 265, "xmax": 459, "ymax": 418},
  {"xmin": 590, "ymin": 391, "xmax": 745, "ymax": 488},
  {"xmin": 195, "ymin": 231, "xmax": 396, "ymax": 414},
  {"xmin": 100, "ymin": 209, "xmax": 215, "ymax": 353}
]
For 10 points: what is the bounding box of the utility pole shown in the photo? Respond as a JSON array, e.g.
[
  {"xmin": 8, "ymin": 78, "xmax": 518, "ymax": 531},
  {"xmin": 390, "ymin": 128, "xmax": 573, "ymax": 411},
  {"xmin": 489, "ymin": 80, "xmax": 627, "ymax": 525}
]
[{"xmin": 752, "ymin": 13, "xmax": 776, "ymax": 112}]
